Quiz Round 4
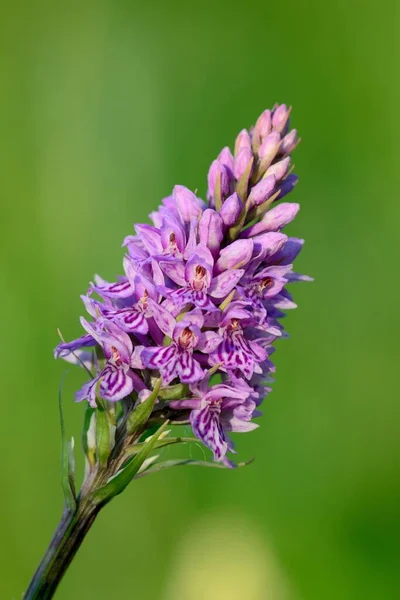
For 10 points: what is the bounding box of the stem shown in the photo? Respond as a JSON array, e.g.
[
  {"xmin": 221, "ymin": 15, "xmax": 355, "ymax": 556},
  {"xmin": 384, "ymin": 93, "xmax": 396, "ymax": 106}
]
[{"xmin": 23, "ymin": 497, "xmax": 100, "ymax": 599}]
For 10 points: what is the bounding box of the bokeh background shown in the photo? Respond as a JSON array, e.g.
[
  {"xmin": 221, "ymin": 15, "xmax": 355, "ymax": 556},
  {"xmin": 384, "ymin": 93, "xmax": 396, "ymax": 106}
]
[{"xmin": 1, "ymin": 1, "xmax": 399, "ymax": 598}]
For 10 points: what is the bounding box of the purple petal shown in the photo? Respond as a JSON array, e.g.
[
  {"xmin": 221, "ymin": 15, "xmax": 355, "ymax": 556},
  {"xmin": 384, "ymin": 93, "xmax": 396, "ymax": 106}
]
[
  {"xmin": 242, "ymin": 203, "xmax": 299, "ymax": 237},
  {"xmin": 280, "ymin": 129, "xmax": 298, "ymax": 155},
  {"xmin": 159, "ymin": 259, "xmax": 187, "ymax": 286},
  {"xmin": 75, "ymin": 375, "xmax": 100, "ymax": 407},
  {"xmin": 100, "ymin": 363, "xmax": 134, "ymax": 402},
  {"xmin": 218, "ymin": 192, "xmax": 242, "ymax": 227},
  {"xmin": 265, "ymin": 157, "xmax": 291, "ymax": 181},
  {"xmin": 190, "ymin": 405, "xmax": 228, "ymax": 461},
  {"xmin": 234, "ymin": 129, "xmax": 252, "ymax": 156},
  {"xmin": 234, "ymin": 147, "xmax": 253, "ymax": 180},
  {"xmin": 272, "ymin": 103, "xmax": 291, "ymax": 133},
  {"xmin": 54, "ymin": 334, "xmax": 96, "ymax": 360},
  {"xmin": 215, "ymin": 239, "xmax": 253, "ymax": 273},
  {"xmin": 197, "ymin": 331, "xmax": 222, "ymax": 353},
  {"xmin": 209, "ymin": 269, "xmax": 244, "ymax": 298},
  {"xmin": 248, "ymin": 175, "xmax": 277, "ymax": 208},
  {"xmin": 92, "ymin": 277, "xmax": 133, "ymax": 299},
  {"xmin": 147, "ymin": 297, "xmax": 176, "ymax": 337},
  {"xmin": 134, "ymin": 224, "xmax": 163, "ymax": 255},
  {"xmin": 173, "ymin": 185, "xmax": 204, "ymax": 223},
  {"xmin": 198, "ymin": 209, "xmax": 223, "ymax": 257},
  {"xmin": 177, "ymin": 352, "xmax": 204, "ymax": 383}
]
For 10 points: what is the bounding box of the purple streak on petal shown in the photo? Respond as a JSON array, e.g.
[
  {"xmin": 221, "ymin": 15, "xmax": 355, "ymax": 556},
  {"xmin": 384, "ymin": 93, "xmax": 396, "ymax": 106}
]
[
  {"xmin": 190, "ymin": 405, "xmax": 228, "ymax": 461},
  {"xmin": 100, "ymin": 363, "xmax": 134, "ymax": 402}
]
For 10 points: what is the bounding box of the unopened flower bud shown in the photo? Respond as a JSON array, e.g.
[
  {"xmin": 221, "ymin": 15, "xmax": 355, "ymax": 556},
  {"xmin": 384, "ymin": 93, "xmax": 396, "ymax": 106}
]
[
  {"xmin": 265, "ymin": 157, "xmax": 290, "ymax": 181},
  {"xmin": 248, "ymin": 175, "xmax": 276, "ymax": 208},
  {"xmin": 234, "ymin": 128, "xmax": 252, "ymax": 156},
  {"xmin": 234, "ymin": 147, "xmax": 253, "ymax": 180},
  {"xmin": 277, "ymin": 174, "xmax": 298, "ymax": 200},
  {"xmin": 258, "ymin": 132, "xmax": 281, "ymax": 167},
  {"xmin": 254, "ymin": 109, "xmax": 272, "ymax": 141},
  {"xmin": 280, "ymin": 129, "xmax": 298, "ymax": 155},
  {"xmin": 272, "ymin": 104, "xmax": 291, "ymax": 133},
  {"xmin": 218, "ymin": 192, "xmax": 242, "ymax": 227}
]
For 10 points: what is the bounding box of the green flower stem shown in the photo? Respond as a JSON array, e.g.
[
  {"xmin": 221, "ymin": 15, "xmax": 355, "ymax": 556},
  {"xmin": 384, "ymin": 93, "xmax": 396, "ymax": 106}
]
[{"xmin": 23, "ymin": 495, "xmax": 100, "ymax": 600}]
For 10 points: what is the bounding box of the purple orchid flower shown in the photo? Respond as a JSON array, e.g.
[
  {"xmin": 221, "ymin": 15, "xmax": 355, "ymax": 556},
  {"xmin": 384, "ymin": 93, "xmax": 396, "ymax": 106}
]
[
  {"xmin": 210, "ymin": 303, "xmax": 268, "ymax": 379},
  {"xmin": 141, "ymin": 311, "xmax": 207, "ymax": 385},
  {"xmin": 170, "ymin": 377, "xmax": 258, "ymax": 465},
  {"xmin": 158, "ymin": 244, "xmax": 245, "ymax": 310},
  {"xmin": 75, "ymin": 319, "xmax": 136, "ymax": 406}
]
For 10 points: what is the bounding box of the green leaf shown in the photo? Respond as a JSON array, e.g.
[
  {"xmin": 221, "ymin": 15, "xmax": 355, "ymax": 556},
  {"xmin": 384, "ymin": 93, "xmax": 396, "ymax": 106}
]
[
  {"xmin": 92, "ymin": 420, "xmax": 169, "ymax": 506},
  {"xmin": 125, "ymin": 436, "xmax": 201, "ymax": 457},
  {"xmin": 236, "ymin": 156, "xmax": 253, "ymax": 201},
  {"xmin": 82, "ymin": 404, "xmax": 96, "ymax": 467},
  {"xmin": 214, "ymin": 171, "xmax": 222, "ymax": 211},
  {"xmin": 136, "ymin": 457, "xmax": 254, "ymax": 477},
  {"xmin": 58, "ymin": 371, "xmax": 76, "ymax": 511},
  {"xmin": 158, "ymin": 383, "xmax": 190, "ymax": 401},
  {"xmin": 126, "ymin": 378, "xmax": 161, "ymax": 435},
  {"xmin": 95, "ymin": 407, "xmax": 111, "ymax": 467}
]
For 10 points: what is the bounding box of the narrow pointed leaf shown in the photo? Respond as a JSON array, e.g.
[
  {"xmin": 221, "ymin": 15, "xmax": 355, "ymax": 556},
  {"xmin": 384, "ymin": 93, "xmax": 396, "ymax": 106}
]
[
  {"xmin": 125, "ymin": 436, "xmax": 200, "ymax": 457},
  {"xmin": 136, "ymin": 457, "xmax": 255, "ymax": 477},
  {"xmin": 92, "ymin": 420, "xmax": 169, "ymax": 506},
  {"xmin": 95, "ymin": 407, "xmax": 110, "ymax": 467},
  {"xmin": 158, "ymin": 383, "xmax": 190, "ymax": 401},
  {"xmin": 126, "ymin": 378, "xmax": 161, "ymax": 435},
  {"xmin": 58, "ymin": 371, "xmax": 76, "ymax": 511}
]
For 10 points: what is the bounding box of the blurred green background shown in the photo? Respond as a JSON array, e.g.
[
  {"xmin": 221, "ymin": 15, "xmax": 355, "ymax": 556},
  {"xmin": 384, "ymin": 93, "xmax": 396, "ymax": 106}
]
[{"xmin": 1, "ymin": 1, "xmax": 399, "ymax": 598}]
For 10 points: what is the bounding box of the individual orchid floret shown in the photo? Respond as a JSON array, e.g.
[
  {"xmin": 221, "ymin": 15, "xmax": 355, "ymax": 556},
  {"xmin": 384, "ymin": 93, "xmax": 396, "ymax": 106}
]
[{"xmin": 170, "ymin": 377, "xmax": 258, "ymax": 464}]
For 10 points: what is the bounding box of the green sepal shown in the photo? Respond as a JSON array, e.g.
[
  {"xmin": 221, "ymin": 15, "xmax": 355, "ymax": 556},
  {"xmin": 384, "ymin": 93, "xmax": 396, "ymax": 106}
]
[
  {"xmin": 58, "ymin": 371, "xmax": 76, "ymax": 511},
  {"xmin": 126, "ymin": 378, "xmax": 161, "ymax": 435},
  {"xmin": 214, "ymin": 171, "xmax": 222, "ymax": 211},
  {"xmin": 82, "ymin": 404, "xmax": 96, "ymax": 467},
  {"xmin": 92, "ymin": 420, "xmax": 169, "ymax": 506},
  {"xmin": 95, "ymin": 407, "xmax": 111, "ymax": 467},
  {"xmin": 235, "ymin": 156, "xmax": 253, "ymax": 201},
  {"xmin": 245, "ymin": 189, "xmax": 281, "ymax": 222},
  {"xmin": 158, "ymin": 383, "xmax": 190, "ymax": 401},
  {"xmin": 125, "ymin": 436, "xmax": 200, "ymax": 457},
  {"xmin": 227, "ymin": 197, "xmax": 251, "ymax": 242},
  {"xmin": 136, "ymin": 457, "xmax": 254, "ymax": 477}
]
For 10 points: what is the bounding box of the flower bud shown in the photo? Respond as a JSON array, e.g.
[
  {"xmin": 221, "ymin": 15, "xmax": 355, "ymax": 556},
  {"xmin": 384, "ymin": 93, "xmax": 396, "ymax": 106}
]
[
  {"xmin": 199, "ymin": 209, "xmax": 224, "ymax": 257},
  {"xmin": 280, "ymin": 129, "xmax": 298, "ymax": 155},
  {"xmin": 234, "ymin": 128, "xmax": 252, "ymax": 156},
  {"xmin": 218, "ymin": 192, "xmax": 242, "ymax": 228},
  {"xmin": 265, "ymin": 157, "xmax": 290, "ymax": 181},
  {"xmin": 248, "ymin": 175, "xmax": 276, "ymax": 208},
  {"xmin": 173, "ymin": 185, "xmax": 204, "ymax": 222},
  {"xmin": 218, "ymin": 146, "xmax": 234, "ymax": 174},
  {"xmin": 234, "ymin": 147, "xmax": 253, "ymax": 180},
  {"xmin": 272, "ymin": 104, "xmax": 291, "ymax": 133},
  {"xmin": 215, "ymin": 239, "xmax": 253, "ymax": 273},
  {"xmin": 258, "ymin": 132, "xmax": 281, "ymax": 170},
  {"xmin": 207, "ymin": 160, "xmax": 231, "ymax": 205},
  {"xmin": 277, "ymin": 174, "xmax": 298, "ymax": 200},
  {"xmin": 254, "ymin": 109, "xmax": 272, "ymax": 141}
]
